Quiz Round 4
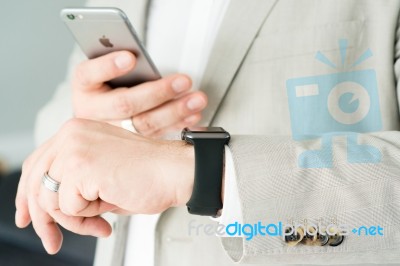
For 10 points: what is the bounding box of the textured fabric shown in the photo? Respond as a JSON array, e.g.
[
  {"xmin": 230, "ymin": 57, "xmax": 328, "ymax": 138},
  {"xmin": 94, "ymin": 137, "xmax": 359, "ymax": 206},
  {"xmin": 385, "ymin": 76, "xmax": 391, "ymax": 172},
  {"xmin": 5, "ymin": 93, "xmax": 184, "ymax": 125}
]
[
  {"xmin": 214, "ymin": 0, "xmax": 400, "ymax": 263},
  {"xmin": 226, "ymin": 134, "xmax": 400, "ymax": 264},
  {"xmin": 212, "ymin": 0, "xmax": 400, "ymax": 134}
]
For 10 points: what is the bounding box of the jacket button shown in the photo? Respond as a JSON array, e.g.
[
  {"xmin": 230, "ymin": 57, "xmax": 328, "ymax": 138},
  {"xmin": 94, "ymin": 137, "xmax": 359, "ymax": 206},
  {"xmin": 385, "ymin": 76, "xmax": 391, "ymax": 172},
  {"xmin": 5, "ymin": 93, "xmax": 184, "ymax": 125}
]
[
  {"xmin": 302, "ymin": 226, "xmax": 318, "ymax": 246},
  {"xmin": 318, "ymin": 233, "xmax": 330, "ymax": 246},
  {"xmin": 285, "ymin": 227, "xmax": 305, "ymax": 247},
  {"xmin": 328, "ymin": 234, "xmax": 345, "ymax": 247}
]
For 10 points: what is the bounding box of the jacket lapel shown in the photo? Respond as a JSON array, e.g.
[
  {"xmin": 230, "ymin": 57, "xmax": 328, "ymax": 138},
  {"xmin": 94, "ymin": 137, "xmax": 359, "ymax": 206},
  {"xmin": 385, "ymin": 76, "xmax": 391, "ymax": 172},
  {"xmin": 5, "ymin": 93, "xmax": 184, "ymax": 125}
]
[{"xmin": 200, "ymin": 0, "xmax": 279, "ymax": 125}]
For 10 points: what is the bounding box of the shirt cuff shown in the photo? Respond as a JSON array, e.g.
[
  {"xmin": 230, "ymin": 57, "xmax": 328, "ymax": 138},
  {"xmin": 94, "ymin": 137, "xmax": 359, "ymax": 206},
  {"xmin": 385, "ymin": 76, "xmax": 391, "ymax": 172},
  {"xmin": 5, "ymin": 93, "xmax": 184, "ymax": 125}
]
[{"xmin": 211, "ymin": 145, "xmax": 243, "ymax": 233}]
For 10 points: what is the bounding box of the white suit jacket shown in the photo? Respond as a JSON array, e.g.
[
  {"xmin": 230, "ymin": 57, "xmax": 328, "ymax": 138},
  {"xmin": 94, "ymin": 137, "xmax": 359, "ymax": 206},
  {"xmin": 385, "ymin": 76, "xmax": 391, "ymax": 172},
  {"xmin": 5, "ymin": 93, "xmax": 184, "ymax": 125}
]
[{"xmin": 35, "ymin": 0, "xmax": 400, "ymax": 265}]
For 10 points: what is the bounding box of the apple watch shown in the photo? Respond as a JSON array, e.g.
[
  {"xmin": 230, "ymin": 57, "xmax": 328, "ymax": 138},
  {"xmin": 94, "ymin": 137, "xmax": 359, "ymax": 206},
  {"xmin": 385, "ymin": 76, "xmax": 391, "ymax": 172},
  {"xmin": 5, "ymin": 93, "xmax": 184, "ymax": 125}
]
[{"xmin": 181, "ymin": 127, "xmax": 230, "ymax": 216}]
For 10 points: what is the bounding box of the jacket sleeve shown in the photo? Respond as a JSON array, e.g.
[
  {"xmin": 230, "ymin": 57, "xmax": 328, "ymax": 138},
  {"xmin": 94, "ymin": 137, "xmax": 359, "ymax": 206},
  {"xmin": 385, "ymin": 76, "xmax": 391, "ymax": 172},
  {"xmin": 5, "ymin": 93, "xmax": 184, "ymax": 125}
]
[
  {"xmin": 220, "ymin": 12, "xmax": 400, "ymax": 265},
  {"xmin": 223, "ymin": 133, "xmax": 400, "ymax": 264}
]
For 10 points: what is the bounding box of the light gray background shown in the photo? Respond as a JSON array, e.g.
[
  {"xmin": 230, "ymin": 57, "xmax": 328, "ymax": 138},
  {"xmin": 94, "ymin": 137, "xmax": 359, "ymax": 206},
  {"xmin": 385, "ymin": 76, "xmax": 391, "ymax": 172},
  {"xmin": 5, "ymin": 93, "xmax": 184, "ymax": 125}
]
[{"xmin": 0, "ymin": 0, "xmax": 83, "ymax": 169}]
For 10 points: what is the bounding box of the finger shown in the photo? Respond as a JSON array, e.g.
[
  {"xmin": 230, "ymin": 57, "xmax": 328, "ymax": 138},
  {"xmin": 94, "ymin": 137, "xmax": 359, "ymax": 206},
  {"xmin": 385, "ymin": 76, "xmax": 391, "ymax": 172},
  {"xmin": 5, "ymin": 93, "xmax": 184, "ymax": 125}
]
[
  {"xmin": 15, "ymin": 137, "xmax": 55, "ymax": 228},
  {"xmin": 79, "ymin": 74, "xmax": 192, "ymax": 120},
  {"xmin": 37, "ymin": 168, "xmax": 112, "ymax": 239},
  {"xmin": 20, "ymin": 135, "xmax": 63, "ymax": 254},
  {"xmin": 73, "ymin": 51, "xmax": 136, "ymax": 92},
  {"xmin": 107, "ymin": 110, "xmax": 202, "ymax": 137},
  {"xmin": 111, "ymin": 209, "xmax": 133, "ymax": 215},
  {"xmin": 45, "ymin": 178, "xmax": 112, "ymax": 237},
  {"xmin": 132, "ymin": 91, "xmax": 207, "ymax": 136},
  {"xmin": 150, "ymin": 113, "xmax": 202, "ymax": 138},
  {"xmin": 46, "ymin": 151, "xmax": 118, "ymax": 218},
  {"xmin": 58, "ymin": 181, "xmax": 117, "ymax": 217},
  {"xmin": 50, "ymin": 209, "xmax": 112, "ymax": 238},
  {"xmin": 28, "ymin": 194, "xmax": 63, "ymax": 254},
  {"xmin": 181, "ymin": 113, "xmax": 203, "ymax": 127}
]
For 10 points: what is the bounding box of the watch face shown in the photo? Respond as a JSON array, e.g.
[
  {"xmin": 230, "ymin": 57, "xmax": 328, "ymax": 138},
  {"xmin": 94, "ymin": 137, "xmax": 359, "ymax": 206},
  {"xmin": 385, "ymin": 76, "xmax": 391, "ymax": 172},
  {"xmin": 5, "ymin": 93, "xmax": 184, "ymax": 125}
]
[
  {"xmin": 182, "ymin": 127, "xmax": 230, "ymax": 140},
  {"xmin": 186, "ymin": 127, "xmax": 225, "ymax": 133}
]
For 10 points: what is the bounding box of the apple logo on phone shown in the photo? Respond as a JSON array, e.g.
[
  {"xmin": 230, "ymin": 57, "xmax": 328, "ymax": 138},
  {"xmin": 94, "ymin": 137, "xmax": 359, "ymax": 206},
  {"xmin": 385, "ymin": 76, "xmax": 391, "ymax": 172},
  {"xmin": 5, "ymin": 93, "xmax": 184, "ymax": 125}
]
[{"xmin": 99, "ymin": 35, "xmax": 113, "ymax": 48}]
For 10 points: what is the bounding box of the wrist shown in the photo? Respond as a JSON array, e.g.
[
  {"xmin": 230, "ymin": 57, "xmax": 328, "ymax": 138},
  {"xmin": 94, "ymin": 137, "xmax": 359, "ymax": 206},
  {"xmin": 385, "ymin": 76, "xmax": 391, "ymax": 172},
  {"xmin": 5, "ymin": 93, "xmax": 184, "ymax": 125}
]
[
  {"xmin": 165, "ymin": 140, "xmax": 226, "ymax": 209},
  {"xmin": 166, "ymin": 140, "xmax": 195, "ymax": 207}
]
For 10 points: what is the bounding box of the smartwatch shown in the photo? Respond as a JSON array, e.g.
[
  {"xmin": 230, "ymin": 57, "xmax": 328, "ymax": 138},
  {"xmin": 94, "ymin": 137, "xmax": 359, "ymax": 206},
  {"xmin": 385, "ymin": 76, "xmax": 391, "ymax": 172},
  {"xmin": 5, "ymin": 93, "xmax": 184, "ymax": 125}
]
[{"xmin": 181, "ymin": 127, "xmax": 230, "ymax": 216}]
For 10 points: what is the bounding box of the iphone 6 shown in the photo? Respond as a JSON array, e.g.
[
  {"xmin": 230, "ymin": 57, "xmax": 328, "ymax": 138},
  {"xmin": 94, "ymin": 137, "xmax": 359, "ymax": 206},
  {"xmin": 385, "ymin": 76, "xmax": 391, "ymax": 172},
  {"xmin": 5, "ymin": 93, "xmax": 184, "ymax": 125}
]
[{"xmin": 61, "ymin": 7, "xmax": 161, "ymax": 87}]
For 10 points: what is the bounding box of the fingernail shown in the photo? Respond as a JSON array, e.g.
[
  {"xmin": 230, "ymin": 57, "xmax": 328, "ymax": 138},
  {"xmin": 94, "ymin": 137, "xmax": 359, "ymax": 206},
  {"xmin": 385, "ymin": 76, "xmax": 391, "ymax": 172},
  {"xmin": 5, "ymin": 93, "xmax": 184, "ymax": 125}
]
[
  {"xmin": 187, "ymin": 97, "xmax": 205, "ymax": 111},
  {"xmin": 172, "ymin": 77, "xmax": 190, "ymax": 93},
  {"xmin": 115, "ymin": 54, "xmax": 133, "ymax": 69}
]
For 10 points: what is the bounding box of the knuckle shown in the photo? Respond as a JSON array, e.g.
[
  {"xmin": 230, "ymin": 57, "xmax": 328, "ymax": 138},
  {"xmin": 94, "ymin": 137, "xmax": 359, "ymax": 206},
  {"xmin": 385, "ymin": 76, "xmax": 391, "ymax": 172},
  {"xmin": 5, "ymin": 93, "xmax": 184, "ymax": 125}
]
[
  {"xmin": 59, "ymin": 191, "xmax": 81, "ymax": 217},
  {"xmin": 148, "ymin": 129, "xmax": 163, "ymax": 139},
  {"xmin": 112, "ymin": 92, "xmax": 136, "ymax": 117},
  {"xmin": 144, "ymin": 78, "xmax": 174, "ymax": 104},
  {"xmin": 73, "ymin": 63, "xmax": 91, "ymax": 87},
  {"xmin": 176, "ymin": 102, "xmax": 189, "ymax": 119},
  {"xmin": 59, "ymin": 199, "xmax": 74, "ymax": 216},
  {"xmin": 157, "ymin": 81, "xmax": 173, "ymax": 100},
  {"xmin": 59, "ymin": 195, "xmax": 86, "ymax": 217},
  {"xmin": 59, "ymin": 119, "xmax": 90, "ymax": 143},
  {"xmin": 37, "ymin": 193, "xmax": 49, "ymax": 211},
  {"xmin": 68, "ymin": 207, "xmax": 80, "ymax": 217},
  {"xmin": 133, "ymin": 115, "xmax": 158, "ymax": 135},
  {"xmin": 65, "ymin": 151, "xmax": 91, "ymax": 173},
  {"xmin": 174, "ymin": 99, "xmax": 192, "ymax": 120}
]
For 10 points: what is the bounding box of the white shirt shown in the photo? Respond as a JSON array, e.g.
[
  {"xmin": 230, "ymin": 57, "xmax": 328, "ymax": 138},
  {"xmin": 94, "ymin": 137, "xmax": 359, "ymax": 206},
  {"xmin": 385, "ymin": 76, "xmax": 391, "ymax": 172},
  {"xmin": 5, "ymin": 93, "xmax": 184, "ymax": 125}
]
[{"xmin": 123, "ymin": 1, "xmax": 241, "ymax": 265}]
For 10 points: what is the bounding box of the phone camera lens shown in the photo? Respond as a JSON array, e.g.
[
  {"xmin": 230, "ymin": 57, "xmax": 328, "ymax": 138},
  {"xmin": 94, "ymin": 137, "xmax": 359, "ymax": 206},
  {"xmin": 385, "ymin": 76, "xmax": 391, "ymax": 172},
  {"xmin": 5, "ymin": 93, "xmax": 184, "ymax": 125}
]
[{"xmin": 67, "ymin": 14, "xmax": 75, "ymax": 20}]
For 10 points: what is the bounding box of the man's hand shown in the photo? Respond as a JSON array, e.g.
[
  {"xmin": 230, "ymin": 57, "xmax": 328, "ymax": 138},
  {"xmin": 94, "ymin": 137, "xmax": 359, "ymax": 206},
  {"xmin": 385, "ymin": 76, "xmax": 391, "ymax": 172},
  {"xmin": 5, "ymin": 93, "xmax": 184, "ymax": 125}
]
[
  {"xmin": 15, "ymin": 119, "xmax": 194, "ymax": 254},
  {"xmin": 72, "ymin": 51, "xmax": 207, "ymax": 137}
]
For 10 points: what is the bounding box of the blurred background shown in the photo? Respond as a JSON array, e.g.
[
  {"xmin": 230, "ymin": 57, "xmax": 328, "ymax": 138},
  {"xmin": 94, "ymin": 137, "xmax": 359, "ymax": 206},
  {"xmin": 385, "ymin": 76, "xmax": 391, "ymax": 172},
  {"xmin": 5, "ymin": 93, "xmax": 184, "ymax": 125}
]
[
  {"xmin": 0, "ymin": 0, "xmax": 97, "ymax": 265},
  {"xmin": 0, "ymin": 0, "xmax": 79, "ymax": 169}
]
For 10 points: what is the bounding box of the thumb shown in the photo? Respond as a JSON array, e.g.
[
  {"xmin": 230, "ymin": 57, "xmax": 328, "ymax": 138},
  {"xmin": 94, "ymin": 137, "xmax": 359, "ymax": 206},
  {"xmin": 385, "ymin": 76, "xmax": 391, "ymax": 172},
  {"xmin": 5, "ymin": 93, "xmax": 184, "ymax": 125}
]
[{"xmin": 73, "ymin": 51, "xmax": 136, "ymax": 92}]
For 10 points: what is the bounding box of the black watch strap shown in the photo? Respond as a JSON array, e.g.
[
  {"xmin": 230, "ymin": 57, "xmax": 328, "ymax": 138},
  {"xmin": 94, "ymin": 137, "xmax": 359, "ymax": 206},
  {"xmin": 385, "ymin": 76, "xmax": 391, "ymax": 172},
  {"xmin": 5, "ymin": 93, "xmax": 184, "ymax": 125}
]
[{"xmin": 186, "ymin": 139, "xmax": 226, "ymax": 216}]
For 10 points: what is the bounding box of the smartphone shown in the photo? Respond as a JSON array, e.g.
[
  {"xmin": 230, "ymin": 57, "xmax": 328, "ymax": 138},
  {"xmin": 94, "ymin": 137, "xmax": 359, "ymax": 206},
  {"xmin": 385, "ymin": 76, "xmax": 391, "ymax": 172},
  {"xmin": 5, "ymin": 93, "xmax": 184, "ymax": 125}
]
[{"xmin": 60, "ymin": 7, "xmax": 161, "ymax": 88}]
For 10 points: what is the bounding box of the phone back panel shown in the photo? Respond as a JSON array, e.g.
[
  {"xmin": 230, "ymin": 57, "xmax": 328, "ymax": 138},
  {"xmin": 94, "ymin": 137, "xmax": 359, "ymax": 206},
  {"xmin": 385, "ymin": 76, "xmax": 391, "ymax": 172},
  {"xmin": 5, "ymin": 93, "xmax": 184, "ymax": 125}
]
[{"xmin": 61, "ymin": 7, "xmax": 161, "ymax": 87}]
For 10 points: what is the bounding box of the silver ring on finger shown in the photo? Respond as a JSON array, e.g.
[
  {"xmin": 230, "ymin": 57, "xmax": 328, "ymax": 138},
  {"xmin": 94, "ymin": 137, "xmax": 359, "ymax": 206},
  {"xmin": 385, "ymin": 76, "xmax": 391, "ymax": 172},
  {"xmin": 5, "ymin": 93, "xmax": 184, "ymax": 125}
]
[{"xmin": 42, "ymin": 172, "xmax": 60, "ymax": 193}]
